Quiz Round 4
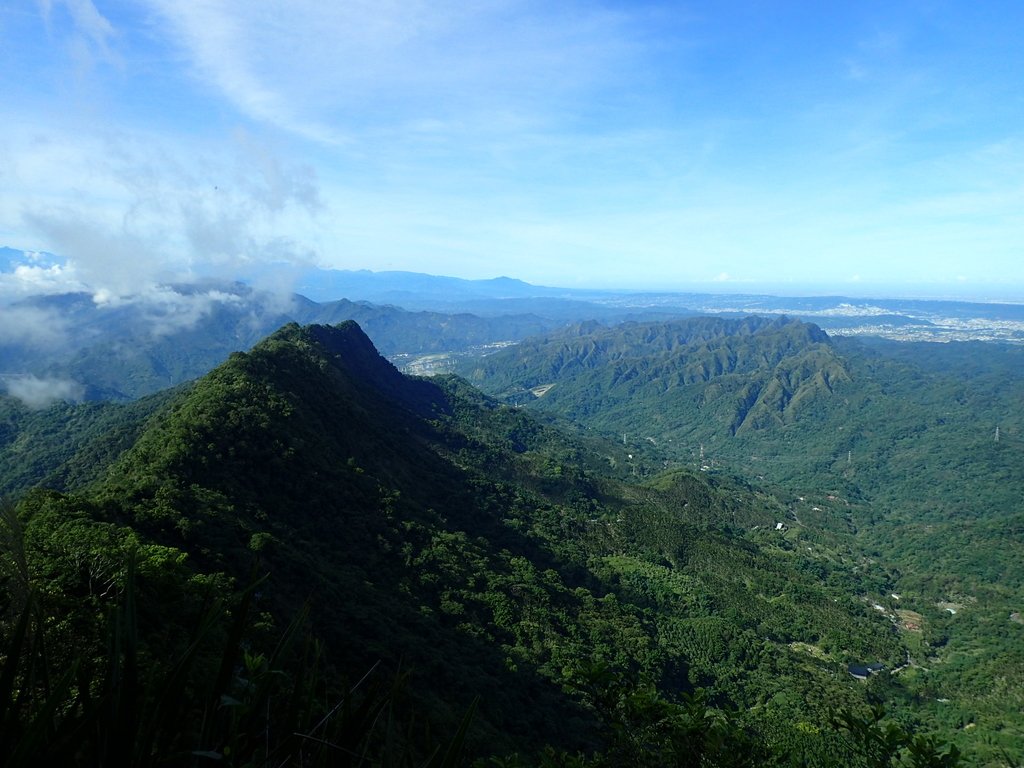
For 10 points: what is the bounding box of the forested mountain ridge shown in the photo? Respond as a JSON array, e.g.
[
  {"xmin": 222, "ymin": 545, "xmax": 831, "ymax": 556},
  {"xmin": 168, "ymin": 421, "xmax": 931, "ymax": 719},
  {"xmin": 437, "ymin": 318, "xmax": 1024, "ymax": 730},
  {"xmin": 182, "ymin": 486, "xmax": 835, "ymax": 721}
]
[
  {"xmin": 0, "ymin": 320, "xmax": 953, "ymax": 766},
  {"xmin": 0, "ymin": 285, "xmax": 559, "ymax": 401},
  {"xmin": 0, "ymin": 387, "xmax": 181, "ymax": 497},
  {"xmin": 460, "ymin": 316, "xmax": 850, "ymax": 435},
  {"xmin": 461, "ymin": 315, "xmax": 1024, "ymax": 763}
]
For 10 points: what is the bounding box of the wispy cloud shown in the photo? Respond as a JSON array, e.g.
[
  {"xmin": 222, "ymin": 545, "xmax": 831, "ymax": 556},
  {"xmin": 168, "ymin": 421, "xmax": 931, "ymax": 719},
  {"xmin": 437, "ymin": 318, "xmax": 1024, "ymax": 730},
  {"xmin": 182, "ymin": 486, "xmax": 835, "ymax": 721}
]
[
  {"xmin": 0, "ymin": 305, "xmax": 71, "ymax": 347},
  {"xmin": 2, "ymin": 374, "xmax": 84, "ymax": 408},
  {"xmin": 99, "ymin": 285, "xmax": 251, "ymax": 339},
  {"xmin": 37, "ymin": 0, "xmax": 115, "ymax": 50},
  {"xmin": 144, "ymin": 0, "xmax": 644, "ymax": 146},
  {"xmin": 7, "ymin": 126, "xmax": 322, "ymax": 297},
  {"xmin": 36, "ymin": 0, "xmax": 119, "ymax": 79},
  {"xmin": 0, "ymin": 263, "xmax": 83, "ymax": 298},
  {"xmin": 144, "ymin": 0, "xmax": 342, "ymax": 144}
]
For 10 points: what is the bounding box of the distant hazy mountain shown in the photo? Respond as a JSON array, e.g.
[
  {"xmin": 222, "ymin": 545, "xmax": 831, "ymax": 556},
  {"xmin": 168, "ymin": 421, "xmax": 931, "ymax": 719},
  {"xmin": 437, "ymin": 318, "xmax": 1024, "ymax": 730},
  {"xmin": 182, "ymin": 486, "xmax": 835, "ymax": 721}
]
[
  {"xmin": 0, "ymin": 245, "xmax": 67, "ymax": 271},
  {"xmin": 0, "ymin": 281, "xmax": 562, "ymax": 401},
  {"xmin": 305, "ymin": 297, "xmax": 555, "ymax": 355},
  {"xmin": 290, "ymin": 263, "xmax": 1024, "ymax": 342},
  {"xmin": 293, "ymin": 267, "xmax": 564, "ymax": 304},
  {"xmin": 3, "ymin": 244, "xmax": 1023, "ymax": 405}
]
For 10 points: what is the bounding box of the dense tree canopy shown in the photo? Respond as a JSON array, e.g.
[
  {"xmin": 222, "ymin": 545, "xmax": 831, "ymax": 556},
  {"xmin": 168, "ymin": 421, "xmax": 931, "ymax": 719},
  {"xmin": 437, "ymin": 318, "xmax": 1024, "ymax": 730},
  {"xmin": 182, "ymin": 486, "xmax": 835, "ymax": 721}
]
[{"xmin": 0, "ymin": 319, "xmax": 1009, "ymax": 764}]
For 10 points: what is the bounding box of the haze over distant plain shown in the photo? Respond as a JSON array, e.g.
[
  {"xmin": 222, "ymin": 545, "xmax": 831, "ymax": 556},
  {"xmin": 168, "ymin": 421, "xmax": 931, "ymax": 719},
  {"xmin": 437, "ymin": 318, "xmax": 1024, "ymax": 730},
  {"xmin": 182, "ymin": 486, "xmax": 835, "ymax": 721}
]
[{"xmin": 2, "ymin": 1, "xmax": 1023, "ymax": 300}]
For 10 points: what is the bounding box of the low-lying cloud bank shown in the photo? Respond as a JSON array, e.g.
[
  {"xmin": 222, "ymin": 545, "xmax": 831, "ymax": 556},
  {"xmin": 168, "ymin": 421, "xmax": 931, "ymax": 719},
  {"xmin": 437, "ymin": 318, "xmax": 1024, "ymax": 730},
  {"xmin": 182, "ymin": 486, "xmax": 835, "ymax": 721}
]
[
  {"xmin": 0, "ymin": 246, "xmax": 300, "ymax": 351},
  {"xmin": 2, "ymin": 375, "xmax": 85, "ymax": 408}
]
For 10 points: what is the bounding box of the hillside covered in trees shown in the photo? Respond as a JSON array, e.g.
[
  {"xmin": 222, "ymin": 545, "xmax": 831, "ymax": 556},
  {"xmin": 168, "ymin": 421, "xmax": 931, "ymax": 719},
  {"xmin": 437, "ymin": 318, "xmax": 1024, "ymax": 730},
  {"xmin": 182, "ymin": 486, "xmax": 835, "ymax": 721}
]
[
  {"xmin": 0, "ymin": 320, "xmax": 972, "ymax": 766},
  {"xmin": 461, "ymin": 316, "xmax": 1024, "ymax": 762}
]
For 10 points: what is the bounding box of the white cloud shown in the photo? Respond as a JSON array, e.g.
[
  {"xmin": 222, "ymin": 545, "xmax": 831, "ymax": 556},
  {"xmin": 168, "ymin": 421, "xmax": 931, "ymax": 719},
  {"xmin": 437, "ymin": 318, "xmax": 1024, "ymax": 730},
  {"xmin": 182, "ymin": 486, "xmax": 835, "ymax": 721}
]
[
  {"xmin": 36, "ymin": 0, "xmax": 119, "ymax": 76},
  {"xmin": 8, "ymin": 127, "xmax": 322, "ymax": 299},
  {"xmin": 7, "ymin": 1, "xmax": 1024, "ymax": 294},
  {"xmin": 143, "ymin": 0, "xmax": 349, "ymax": 144},
  {"xmin": 144, "ymin": 0, "xmax": 642, "ymax": 146},
  {"xmin": 0, "ymin": 306, "xmax": 70, "ymax": 347},
  {"xmin": 130, "ymin": 286, "xmax": 245, "ymax": 338},
  {"xmin": 3, "ymin": 375, "xmax": 84, "ymax": 408},
  {"xmin": 0, "ymin": 120, "xmax": 316, "ymax": 346},
  {"xmin": 23, "ymin": 207, "xmax": 174, "ymax": 297},
  {"xmin": 0, "ymin": 263, "xmax": 84, "ymax": 297}
]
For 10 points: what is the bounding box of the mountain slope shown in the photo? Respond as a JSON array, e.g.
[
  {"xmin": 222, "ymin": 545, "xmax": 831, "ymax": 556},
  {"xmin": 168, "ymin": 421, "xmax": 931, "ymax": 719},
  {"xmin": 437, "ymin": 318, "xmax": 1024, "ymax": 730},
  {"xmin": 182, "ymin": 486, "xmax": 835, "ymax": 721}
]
[
  {"xmin": 460, "ymin": 315, "xmax": 849, "ymax": 437},
  {"xmin": 0, "ymin": 387, "xmax": 179, "ymax": 497},
  {"xmin": 0, "ymin": 286, "xmax": 559, "ymax": 401},
  {"xmin": 459, "ymin": 314, "xmax": 1024, "ymax": 761},
  {"xmin": 1, "ymin": 320, "xmax": 933, "ymax": 765}
]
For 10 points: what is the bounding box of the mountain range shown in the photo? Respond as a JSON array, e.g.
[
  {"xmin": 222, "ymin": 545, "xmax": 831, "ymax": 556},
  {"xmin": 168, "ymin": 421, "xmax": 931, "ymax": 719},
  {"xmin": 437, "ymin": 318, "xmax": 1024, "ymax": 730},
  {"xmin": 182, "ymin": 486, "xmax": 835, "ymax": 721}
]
[
  {"xmin": 0, "ymin": 319, "xmax": 972, "ymax": 766},
  {"xmin": 4, "ymin": 244, "xmax": 1024, "ymax": 405},
  {"xmin": 457, "ymin": 313, "xmax": 1024, "ymax": 762},
  {"xmin": 2, "ymin": 246, "xmax": 1023, "ymax": 763},
  {"xmin": 0, "ymin": 283, "xmax": 567, "ymax": 401}
]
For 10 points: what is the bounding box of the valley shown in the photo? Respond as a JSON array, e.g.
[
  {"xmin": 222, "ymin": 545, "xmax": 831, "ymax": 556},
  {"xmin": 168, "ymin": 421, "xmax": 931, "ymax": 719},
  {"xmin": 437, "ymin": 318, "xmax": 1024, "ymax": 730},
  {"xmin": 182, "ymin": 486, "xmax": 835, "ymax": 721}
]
[{"xmin": 458, "ymin": 315, "xmax": 1024, "ymax": 763}]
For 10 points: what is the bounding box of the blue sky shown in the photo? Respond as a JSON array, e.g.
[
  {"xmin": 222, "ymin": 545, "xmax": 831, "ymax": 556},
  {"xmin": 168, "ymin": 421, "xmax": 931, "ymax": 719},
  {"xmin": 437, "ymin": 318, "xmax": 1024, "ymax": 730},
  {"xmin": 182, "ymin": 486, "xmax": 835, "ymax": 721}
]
[{"xmin": 2, "ymin": 1, "xmax": 1023, "ymax": 297}]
